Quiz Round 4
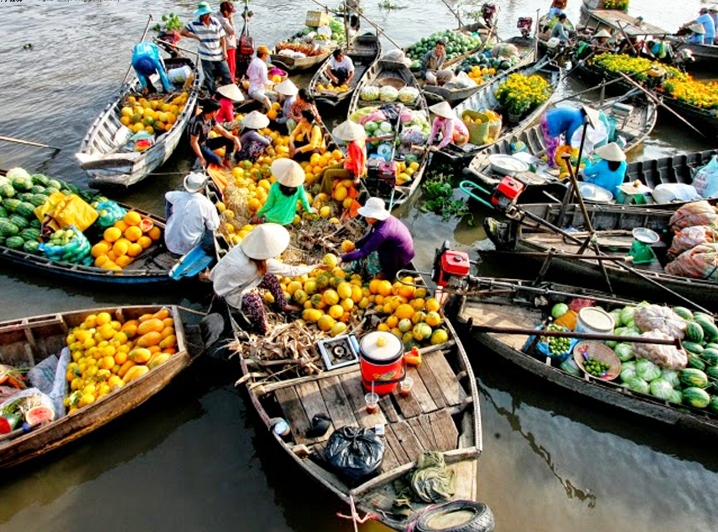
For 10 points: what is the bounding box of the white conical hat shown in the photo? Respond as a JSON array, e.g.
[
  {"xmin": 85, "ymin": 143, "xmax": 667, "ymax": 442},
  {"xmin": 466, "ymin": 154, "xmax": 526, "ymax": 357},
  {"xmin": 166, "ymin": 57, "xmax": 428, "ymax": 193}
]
[
  {"xmin": 274, "ymin": 79, "xmax": 299, "ymax": 96},
  {"xmin": 581, "ymin": 105, "xmax": 601, "ymax": 129},
  {"xmin": 594, "ymin": 29, "xmax": 611, "ymax": 39},
  {"xmin": 241, "ymin": 110, "xmax": 270, "ymax": 130},
  {"xmin": 271, "ymin": 158, "xmax": 306, "ymax": 187},
  {"xmin": 240, "ymin": 223, "xmax": 291, "ymax": 260},
  {"xmin": 594, "ymin": 142, "xmax": 626, "ymax": 162},
  {"xmin": 333, "ymin": 120, "xmax": 366, "ymax": 142},
  {"xmin": 689, "ymin": 23, "xmax": 706, "ymax": 34},
  {"xmin": 216, "ymin": 84, "xmax": 245, "ymax": 102},
  {"xmin": 429, "ymin": 101, "xmax": 454, "ymax": 119}
]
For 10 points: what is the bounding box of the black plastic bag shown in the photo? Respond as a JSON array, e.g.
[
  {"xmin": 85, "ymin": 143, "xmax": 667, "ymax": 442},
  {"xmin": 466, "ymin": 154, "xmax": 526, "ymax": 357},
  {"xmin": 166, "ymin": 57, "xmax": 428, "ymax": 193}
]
[{"xmin": 323, "ymin": 426, "xmax": 384, "ymax": 483}]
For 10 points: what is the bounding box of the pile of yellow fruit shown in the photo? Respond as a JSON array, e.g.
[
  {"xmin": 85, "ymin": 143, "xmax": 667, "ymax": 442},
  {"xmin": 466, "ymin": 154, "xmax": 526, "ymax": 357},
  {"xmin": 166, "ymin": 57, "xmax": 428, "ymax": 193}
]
[
  {"xmin": 266, "ymin": 101, "xmax": 282, "ymax": 121},
  {"xmin": 316, "ymin": 83, "xmax": 350, "ymax": 93},
  {"xmin": 119, "ymin": 91, "xmax": 188, "ymax": 135},
  {"xmin": 395, "ymin": 160, "xmax": 421, "ymax": 187},
  {"xmin": 275, "ymin": 252, "xmax": 449, "ymax": 346},
  {"xmin": 63, "ymin": 308, "xmax": 178, "ymax": 412},
  {"xmin": 467, "ymin": 65, "xmax": 497, "ymax": 84},
  {"xmin": 91, "ymin": 211, "xmax": 162, "ymax": 270}
]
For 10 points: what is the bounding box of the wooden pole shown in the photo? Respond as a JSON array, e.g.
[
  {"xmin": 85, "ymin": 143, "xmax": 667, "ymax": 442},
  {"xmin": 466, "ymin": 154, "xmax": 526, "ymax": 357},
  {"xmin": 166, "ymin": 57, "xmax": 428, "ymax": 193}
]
[
  {"xmin": 120, "ymin": 14, "xmax": 154, "ymax": 87},
  {"xmin": 0, "ymin": 135, "xmax": 61, "ymax": 151},
  {"xmin": 469, "ymin": 325, "xmax": 680, "ymax": 346},
  {"xmin": 308, "ymin": 0, "xmax": 403, "ymax": 50}
]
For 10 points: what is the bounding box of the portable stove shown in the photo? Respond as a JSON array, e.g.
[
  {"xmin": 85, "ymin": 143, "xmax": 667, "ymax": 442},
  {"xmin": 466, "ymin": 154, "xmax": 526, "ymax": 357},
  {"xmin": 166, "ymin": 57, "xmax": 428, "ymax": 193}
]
[{"xmin": 317, "ymin": 334, "xmax": 361, "ymax": 370}]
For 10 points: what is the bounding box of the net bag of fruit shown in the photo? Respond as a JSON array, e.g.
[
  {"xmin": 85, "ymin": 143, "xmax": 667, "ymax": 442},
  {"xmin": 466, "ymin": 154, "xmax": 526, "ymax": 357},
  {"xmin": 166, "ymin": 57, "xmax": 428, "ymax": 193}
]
[{"xmin": 39, "ymin": 226, "xmax": 92, "ymax": 265}]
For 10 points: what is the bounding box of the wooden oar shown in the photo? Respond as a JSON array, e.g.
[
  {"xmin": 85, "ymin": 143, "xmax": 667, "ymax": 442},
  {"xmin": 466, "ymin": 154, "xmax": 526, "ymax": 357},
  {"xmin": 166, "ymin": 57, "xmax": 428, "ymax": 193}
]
[
  {"xmin": 120, "ymin": 14, "xmax": 154, "ymax": 88},
  {"xmin": 0, "ymin": 135, "xmax": 61, "ymax": 151},
  {"xmin": 469, "ymin": 324, "xmax": 680, "ymax": 346},
  {"xmin": 616, "ymin": 71, "xmax": 707, "ymax": 138}
]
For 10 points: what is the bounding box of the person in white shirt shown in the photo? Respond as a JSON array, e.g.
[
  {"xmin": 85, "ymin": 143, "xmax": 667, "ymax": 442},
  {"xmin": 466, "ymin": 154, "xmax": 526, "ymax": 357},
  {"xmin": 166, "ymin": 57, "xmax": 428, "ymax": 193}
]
[
  {"xmin": 327, "ymin": 49, "xmax": 355, "ymax": 86},
  {"xmin": 246, "ymin": 44, "xmax": 273, "ymax": 111},
  {"xmin": 164, "ymin": 173, "xmax": 220, "ymax": 256},
  {"xmin": 209, "ymin": 224, "xmax": 324, "ymax": 335}
]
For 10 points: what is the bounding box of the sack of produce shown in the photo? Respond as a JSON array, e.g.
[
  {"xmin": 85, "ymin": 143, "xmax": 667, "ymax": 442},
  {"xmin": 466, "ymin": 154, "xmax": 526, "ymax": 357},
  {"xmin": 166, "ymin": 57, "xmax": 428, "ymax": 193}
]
[
  {"xmin": 669, "ymin": 225, "xmax": 717, "ymax": 256},
  {"xmin": 692, "ymin": 155, "xmax": 718, "ymax": 199},
  {"xmin": 39, "ymin": 226, "xmax": 92, "ymax": 265},
  {"xmin": 323, "ymin": 426, "xmax": 384, "ymax": 484},
  {"xmin": 665, "ymin": 243, "xmax": 718, "ymax": 281},
  {"xmin": 93, "ymin": 200, "xmax": 127, "ymax": 229},
  {"xmin": 652, "ymin": 183, "xmax": 701, "ymax": 204},
  {"xmin": 50, "ymin": 194, "xmax": 98, "ymax": 232},
  {"xmin": 632, "ymin": 330, "xmax": 688, "ymax": 370},
  {"xmin": 0, "ymin": 388, "xmax": 56, "ymax": 429},
  {"xmin": 633, "ymin": 304, "xmax": 686, "ymax": 339},
  {"xmin": 669, "ymin": 200, "xmax": 718, "ymax": 231},
  {"xmin": 491, "ymin": 43, "xmax": 520, "ymax": 59}
]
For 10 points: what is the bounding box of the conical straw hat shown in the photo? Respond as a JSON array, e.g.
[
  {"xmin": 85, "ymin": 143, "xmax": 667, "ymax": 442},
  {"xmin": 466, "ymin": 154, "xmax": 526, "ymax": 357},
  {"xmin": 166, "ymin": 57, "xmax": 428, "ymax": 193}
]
[
  {"xmin": 689, "ymin": 23, "xmax": 706, "ymax": 34},
  {"xmin": 274, "ymin": 79, "xmax": 299, "ymax": 96},
  {"xmin": 594, "ymin": 29, "xmax": 611, "ymax": 38},
  {"xmin": 333, "ymin": 120, "xmax": 367, "ymax": 142},
  {"xmin": 240, "ymin": 223, "xmax": 291, "ymax": 260},
  {"xmin": 429, "ymin": 101, "xmax": 454, "ymax": 119},
  {"xmin": 581, "ymin": 105, "xmax": 601, "ymax": 129},
  {"xmin": 241, "ymin": 110, "xmax": 270, "ymax": 130},
  {"xmin": 216, "ymin": 84, "xmax": 245, "ymax": 102},
  {"xmin": 271, "ymin": 158, "xmax": 306, "ymax": 187},
  {"xmin": 594, "ymin": 142, "xmax": 626, "ymax": 162}
]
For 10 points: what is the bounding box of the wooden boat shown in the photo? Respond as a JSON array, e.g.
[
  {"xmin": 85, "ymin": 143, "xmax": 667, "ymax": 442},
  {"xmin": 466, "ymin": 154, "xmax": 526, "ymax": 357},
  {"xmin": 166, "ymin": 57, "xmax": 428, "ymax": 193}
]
[
  {"xmin": 0, "ymin": 305, "xmax": 201, "ymax": 469},
  {"xmin": 537, "ymin": 13, "xmax": 576, "ymax": 47},
  {"xmin": 76, "ymin": 57, "xmax": 200, "ymax": 188},
  {"xmin": 270, "ymin": 29, "xmax": 336, "ymax": 73},
  {"xmin": 439, "ymin": 59, "xmax": 561, "ymax": 162},
  {"xmin": 489, "ymin": 201, "xmax": 718, "ymax": 305},
  {"xmin": 407, "ymin": 21, "xmax": 493, "ymax": 72},
  {"xmin": 668, "ymin": 38, "xmax": 718, "ymax": 70},
  {"xmin": 463, "ymin": 90, "xmax": 658, "ymax": 203},
  {"xmin": 579, "ymin": 8, "xmax": 667, "ymax": 39},
  {"xmin": 423, "ymin": 36, "xmax": 537, "ymax": 106},
  {"xmin": 309, "ymin": 33, "xmax": 381, "ymax": 107},
  {"xmin": 449, "ymin": 276, "xmax": 718, "ymax": 438},
  {"xmin": 347, "ymin": 59, "xmax": 431, "ymax": 209}
]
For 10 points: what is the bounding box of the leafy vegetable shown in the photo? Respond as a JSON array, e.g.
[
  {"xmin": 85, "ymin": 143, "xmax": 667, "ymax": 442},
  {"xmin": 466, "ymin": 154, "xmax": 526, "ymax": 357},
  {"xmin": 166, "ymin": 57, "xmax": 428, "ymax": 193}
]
[
  {"xmin": 624, "ymin": 377, "xmax": 650, "ymax": 394},
  {"xmin": 661, "ymin": 369, "xmax": 680, "ymax": 388},
  {"xmin": 614, "ymin": 343, "xmax": 634, "ymax": 362},
  {"xmin": 650, "ymin": 378, "xmax": 674, "ymax": 400},
  {"xmin": 620, "ymin": 360, "xmax": 637, "ymax": 382},
  {"xmin": 635, "ymin": 359, "xmax": 661, "ymax": 382}
]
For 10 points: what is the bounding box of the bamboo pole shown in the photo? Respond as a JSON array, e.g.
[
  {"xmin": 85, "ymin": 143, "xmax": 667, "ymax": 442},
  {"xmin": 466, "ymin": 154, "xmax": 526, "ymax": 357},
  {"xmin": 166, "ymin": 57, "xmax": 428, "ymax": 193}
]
[{"xmin": 0, "ymin": 136, "xmax": 61, "ymax": 151}]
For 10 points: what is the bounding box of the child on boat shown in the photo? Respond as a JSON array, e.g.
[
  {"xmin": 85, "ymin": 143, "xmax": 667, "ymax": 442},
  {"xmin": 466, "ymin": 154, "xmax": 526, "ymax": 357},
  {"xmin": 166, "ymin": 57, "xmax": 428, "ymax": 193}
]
[{"xmin": 252, "ymin": 159, "xmax": 313, "ymax": 226}]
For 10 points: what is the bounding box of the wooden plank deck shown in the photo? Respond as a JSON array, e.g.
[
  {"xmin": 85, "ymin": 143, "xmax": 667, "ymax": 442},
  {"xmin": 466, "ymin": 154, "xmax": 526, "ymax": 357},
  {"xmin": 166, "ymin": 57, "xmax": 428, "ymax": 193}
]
[
  {"xmin": 461, "ymin": 302, "xmax": 543, "ymax": 350},
  {"xmin": 275, "ymin": 350, "xmax": 468, "ymax": 472},
  {"xmin": 584, "ymin": 9, "xmax": 667, "ymax": 37}
]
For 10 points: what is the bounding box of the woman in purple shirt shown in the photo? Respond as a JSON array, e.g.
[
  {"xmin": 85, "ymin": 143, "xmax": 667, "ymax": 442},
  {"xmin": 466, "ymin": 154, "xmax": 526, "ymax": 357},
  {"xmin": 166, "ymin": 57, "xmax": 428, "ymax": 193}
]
[{"xmin": 340, "ymin": 197, "xmax": 415, "ymax": 281}]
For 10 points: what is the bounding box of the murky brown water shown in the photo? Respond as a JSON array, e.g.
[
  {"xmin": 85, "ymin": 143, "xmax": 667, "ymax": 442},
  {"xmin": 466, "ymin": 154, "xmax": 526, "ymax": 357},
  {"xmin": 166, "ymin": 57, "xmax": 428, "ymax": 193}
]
[{"xmin": 0, "ymin": 1, "xmax": 716, "ymax": 531}]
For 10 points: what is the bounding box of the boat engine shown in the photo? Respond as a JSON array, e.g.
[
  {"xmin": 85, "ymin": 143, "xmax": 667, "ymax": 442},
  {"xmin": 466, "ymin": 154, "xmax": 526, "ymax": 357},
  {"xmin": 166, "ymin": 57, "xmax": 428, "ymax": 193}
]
[
  {"xmin": 517, "ymin": 17, "xmax": 533, "ymax": 38},
  {"xmin": 431, "ymin": 241, "xmax": 472, "ymax": 291},
  {"xmin": 491, "ymin": 176, "xmax": 526, "ymax": 210},
  {"xmin": 366, "ymin": 157, "xmax": 398, "ymax": 198},
  {"xmin": 481, "ymin": 4, "xmax": 497, "ymax": 26}
]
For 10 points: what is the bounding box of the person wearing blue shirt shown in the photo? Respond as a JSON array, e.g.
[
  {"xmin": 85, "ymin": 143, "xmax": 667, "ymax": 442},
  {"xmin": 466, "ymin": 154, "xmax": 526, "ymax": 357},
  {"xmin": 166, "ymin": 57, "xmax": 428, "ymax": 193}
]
[
  {"xmin": 582, "ymin": 142, "xmax": 627, "ymax": 197},
  {"xmin": 693, "ymin": 8, "xmax": 716, "ymax": 43},
  {"xmin": 131, "ymin": 42, "xmax": 173, "ymax": 95},
  {"xmin": 710, "ymin": 6, "xmax": 718, "ymax": 43},
  {"xmin": 687, "ymin": 22, "xmax": 707, "ymax": 44},
  {"xmin": 540, "ymin": 106, "xmax": 591, "ymax": 167}
]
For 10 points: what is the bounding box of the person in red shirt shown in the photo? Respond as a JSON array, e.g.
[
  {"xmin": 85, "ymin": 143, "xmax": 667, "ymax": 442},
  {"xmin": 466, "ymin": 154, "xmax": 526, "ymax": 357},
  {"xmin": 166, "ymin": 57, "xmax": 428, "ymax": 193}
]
[
  {"xmin": 214, "ymin": 83, "xmax": 245, "ymax": 123},
  {"xmin": 320, "ymin": 120, "xmax": 367, "ymax": 195}
]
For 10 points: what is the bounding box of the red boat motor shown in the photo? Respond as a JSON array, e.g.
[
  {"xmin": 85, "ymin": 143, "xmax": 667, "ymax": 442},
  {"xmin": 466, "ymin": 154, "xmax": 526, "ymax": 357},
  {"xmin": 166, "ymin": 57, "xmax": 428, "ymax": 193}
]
[
  {"xmin": 431, "ymin": 241, "xmax": 472, "ymax": 290},
  {"xmin": 491, "ymin": 176, "xmax": 526, "ymax": 210},
  {"xmin": 517, "ymin": 17, "xmax": 533, "ymax": 38},
  {"xmin": 366, "ymin": 156, "xmax": 398, "ymax": 198},
  {"xmin": 481, "ymin": 4, "xmax": 497, "ymax": 26}
]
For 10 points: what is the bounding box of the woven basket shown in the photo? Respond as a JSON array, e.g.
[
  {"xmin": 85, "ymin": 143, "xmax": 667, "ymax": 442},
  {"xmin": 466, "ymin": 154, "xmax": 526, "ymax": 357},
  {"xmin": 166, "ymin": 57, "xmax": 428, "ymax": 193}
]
[
  {"xmin": 376, "ymin": 78, "xmax": 406, "ymax": 90},
  {"xmin": 573, "ymin": 341, "xmax": 622, "ymax": 380}
]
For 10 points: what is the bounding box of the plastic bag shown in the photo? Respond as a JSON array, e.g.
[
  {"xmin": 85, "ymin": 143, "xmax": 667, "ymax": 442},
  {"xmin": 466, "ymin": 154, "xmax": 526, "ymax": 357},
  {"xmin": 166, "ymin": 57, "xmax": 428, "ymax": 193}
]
[
  {"xmin": 652, "ymin": 183, "xmax": 701, "ymax": 204},
  {"xmin": 39, "ymin": 226, "xmax": 92, "ymax": 265},
  {"xmin": 94, "ymin": 200, "xmax": 127, "ymax": 229},
  {"xmin": 51, "ymin": 194, "xmax": 99, "ymax": 232},
  {"xmin": 570, "ymin": 120, "xmax": 608, "ymax": 153},
  {"xmin": 323, "ymin": 426, "xmax": 384, "ymax": 483},
  {"xmin": 666, "ymin": 243, "xmax": 718, "ymax": 280},
  {"xmin": 632, "ymin": 330, "xmax": 688, "ymax": 370},
  {"xmin": 26, "ymin": 348, "xmax": 70, "ymax": 417},
  {"xmin": 399, "ymin": 126, "xmax": 427, "ymax": 146},
  {"xmin": 633, "ymin": 304, "xmax": 686, "ymax": 339},
  {"xmin": 448, "ymin": 71, "xmax": 477, "ymax": 89},
  {"xmin": 669, "ymin": 225, "xmax": 717, "ymax": 256},
  {"xmin": 692, "ymin": 155, "xmax": 718, "ymax": 198},
  {"xmin": 669, "ymin": 201, "xmax": 718, "ymax": 230},
  {"xmin": 33, "ymin": 191, "xmax": 67, "ymax": 223}
]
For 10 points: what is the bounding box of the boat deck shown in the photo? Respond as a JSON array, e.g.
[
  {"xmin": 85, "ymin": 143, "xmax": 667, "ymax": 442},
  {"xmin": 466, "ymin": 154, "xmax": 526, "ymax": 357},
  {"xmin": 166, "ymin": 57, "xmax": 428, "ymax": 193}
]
[
  {"xmin": 583, "ymin": 9, "xmax": 667, "ymax": 36},
  {"xmin": 461, "ymin": 302, "xmax": 542, "ymax": 351},
  {"xmin": 274, "ymin": 345, "xmax": 466, "ymax": 473}
]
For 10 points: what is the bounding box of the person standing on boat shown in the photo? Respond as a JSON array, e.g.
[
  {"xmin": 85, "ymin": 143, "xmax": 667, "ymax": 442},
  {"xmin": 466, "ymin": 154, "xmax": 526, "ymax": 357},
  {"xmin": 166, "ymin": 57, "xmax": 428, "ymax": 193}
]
[
  {"xmin": 216, "ymin": 1, "xmax": 238, "ymax": 82},
  {"xmin": 581, "ymin": 142, "xmax": 627, "ymax": 197},
  {"xmin": 320, "ymin": 120, "xmax": 367, "ymax": 195},
  {"xmin": 164, "ymin": 172, "xmax": 219, "ymax": 256},
  {"xmin": 131, "ymin": 42, "xmax": 173, "ymax": 96},
  {"xmin": 252, "ymin": 159, "xmax": 313, "ymax": 225},
  {"xmin": 210, "ymin": 224, "xmax": 323, "ymax": 335},
  {"xmin": 540, "ymin": 105, "xmax": 595, "ymax": 168},
  {"xmin": 214, "ymin": 83, "xmax": 244, "ymax": 123},
  {"xmin": 420, "ymin": 41, "xmax": 446, "ymax": 85},
  {"xmin": 273, "ymin": 79, "xmax": 299, "ymax": 134},
  {"xmin": 710, "ymin": 6, "xmax": 718, "ymax": 44},
  {"xmin": 339, "ymin": 197, "xmax": 415, "ymax": 281},
  {"xmin": 327, "ymin": 49, "xmax": 355, "ymax": 87},
  {"xmin": 235, "ymin": 111, "xmax": 272, "ymax": 163},
  {"xmin": 550, "ymin": 14, "xmax": 571, "ymax": 43},
  {"xmin": 290, "ymin": 110, "xmax": 326, "ymax": 162},
  {"xmin": 427, "ymin": 101, "xmax": 469, "ymax": 151},
  {"xmin": 246, "ymin": 45, "xmax": 274, "ymax": 111},
  {"xmin": 685, "ymin": 22, "xmax": 708, "ymax": 45},
  {"xmin": 188, "ymin": 99, "xmax": 242, "ymax": 168},
  {"xmin": 181, "ymin": 2, "xmax": 232, "ymax": 95},
  {"xmin": 684, "ymin": 8, "xmax": 716, "ymax": 44},
  {"xmin": 548, "ymin": 0, "xmax": 567, "ymax": 18}
]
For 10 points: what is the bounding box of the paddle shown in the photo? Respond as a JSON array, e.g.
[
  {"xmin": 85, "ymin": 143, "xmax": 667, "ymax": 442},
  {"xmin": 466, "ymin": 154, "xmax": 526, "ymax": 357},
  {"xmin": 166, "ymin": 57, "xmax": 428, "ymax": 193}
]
[
  {"xmin": 120, "ymin": 15, "xmax": 154, "ymax": 89},
  {"xmin": 0, "ymin": 135, "xmax": 61, "ymax": 151},
  {"xmin": 467, "ymin": 324, "xmax": 681, "ymax": 346}
]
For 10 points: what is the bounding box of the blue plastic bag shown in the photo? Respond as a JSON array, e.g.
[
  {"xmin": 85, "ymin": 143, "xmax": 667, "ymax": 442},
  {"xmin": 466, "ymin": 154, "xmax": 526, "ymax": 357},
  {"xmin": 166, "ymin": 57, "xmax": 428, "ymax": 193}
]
[{"xmin": 94, "ymin": 201, "xmax": 127, "ymax": 228}]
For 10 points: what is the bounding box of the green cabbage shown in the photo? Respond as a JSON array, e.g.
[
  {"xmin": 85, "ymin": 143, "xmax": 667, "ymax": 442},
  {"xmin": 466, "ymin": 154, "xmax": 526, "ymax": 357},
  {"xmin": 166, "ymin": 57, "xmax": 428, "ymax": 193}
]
[
  {"xmin": 560, "ymin": 357, "xmax": 581, "ymax": 377},
  {"xmin": 624, "ymin": 376, "xmax": 650, "ymax": 394},
  {"xmin": 609, "ymin": 308, "xmax": 623, "ymax": 324},
  {"xmin": 636, "ymin": 359, "xmax": 661, "ymax": 382},
  {"xmin": 379, "ymin": 121, "xmax": 392, "ymax": 133},
  {"xmin": 620, "ymin": 306, "xmax": 636, "ymax": 326},
  {"xmin": 668, "ymin": 389, "xmax": 683, "ymax": 404},
  {"xmin": 650, "ymin": 378, "xmax": 674, "ymax": 400},
  {"xmin": 6, "ymin": 168, "xmax": 31, "ymax": 180},
  {"xmin": 364, "ymin": 121, "xmax": 378, "ymax": 133},
  {"xmin": 614, "ymin": 343, "xmax": 634, "ymax": 362},
  {"xmin": 360, "ymin": 86, "xmax": 380, "ymax": 101},
  {"xmin": 398, "ymin": 87, "xmax": 419, "ymax": 104},
  {"xmin": 379, "ymin": 86, "xmax": 399, "ymax": 102},
  {"xmin": 661, "ymin": 369, "xmax": 680, "ymax": 388},
  {"xmin": 620, "ymin": 361, "xmax": 637, "ymax": 382}
]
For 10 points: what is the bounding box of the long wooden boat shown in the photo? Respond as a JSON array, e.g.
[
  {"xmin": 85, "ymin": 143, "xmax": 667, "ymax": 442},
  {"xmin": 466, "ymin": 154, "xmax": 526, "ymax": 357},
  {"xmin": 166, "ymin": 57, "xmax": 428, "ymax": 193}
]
[
  {"xmin": 76, "ymin": 56, "xmax": 200, "ymax": 188},
  {"xmin": 347, "ymin": 59, "xmax": 431, "ymax": 209},
  {"xmin": 407, "ymin": 21, "xmax": 493, "ymax": 73},
  {"xmin": 490, "ymin": 201, "xmax": 718, "ymax": 305},
  {"xmin": 309, "ymin": 32, "xmax": 381, "ymax": 107},
  {"xmin": 449, "ymin": 276, "xmax": 718, "ymax": 438},
  {"xmin": 463, "ymin": 90, "xmax": 658, "ymax": 203},
  {"xmin": 0, "ymin": 305, "xmax": 201, "ymax": 469},
  {"xmin": 668, "ymin": 38, "xmax": 718, "ymax": 70},
  {"xmin": 423, "ymin": 36, "xmax": 537, "ymax": 106},
  {"xmin": 270, "ymin": 33, "xmax": 335, "ymax": 73},
  {"xmin": 579, "ymin": 8, "xmax": 667, "ymax": 38},
  {"xmin": 439, "ymin": 59, "xmax": 561, "ymax": 162},
  {"xmin": 537, "ymin": 13, "xmax": 576, "ymax": 47}
]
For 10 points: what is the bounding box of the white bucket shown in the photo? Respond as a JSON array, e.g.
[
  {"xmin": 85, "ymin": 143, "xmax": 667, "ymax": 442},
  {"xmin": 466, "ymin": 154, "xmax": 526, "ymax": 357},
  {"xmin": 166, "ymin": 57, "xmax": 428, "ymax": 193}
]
[
  {"xmin": 168, "ymin": 66, "xmax": 192, "ymax": 85},
  {"xmin": 576, "ymin": 307, "xmax": 615, "ymax": 335}
]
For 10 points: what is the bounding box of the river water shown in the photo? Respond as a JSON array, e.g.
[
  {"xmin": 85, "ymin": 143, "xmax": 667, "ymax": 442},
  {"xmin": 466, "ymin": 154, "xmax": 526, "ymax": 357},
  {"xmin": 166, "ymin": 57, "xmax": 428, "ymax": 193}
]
[{"xmin": 0, "ymin": 1, "xmax": 717, "ymax": 531}]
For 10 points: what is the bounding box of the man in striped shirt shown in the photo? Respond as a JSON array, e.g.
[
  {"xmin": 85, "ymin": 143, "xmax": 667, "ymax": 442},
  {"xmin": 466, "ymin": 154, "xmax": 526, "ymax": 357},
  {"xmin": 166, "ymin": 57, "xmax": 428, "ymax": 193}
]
[{"xmin": 181, "ymin": 2, "xmax": 232, "ymax": 94}]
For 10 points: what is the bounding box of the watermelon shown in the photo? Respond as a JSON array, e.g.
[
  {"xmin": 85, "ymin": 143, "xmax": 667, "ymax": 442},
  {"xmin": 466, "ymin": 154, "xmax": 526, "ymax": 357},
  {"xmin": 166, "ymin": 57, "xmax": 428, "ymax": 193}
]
[
  {"xmin": 30, "ymin": 185, "xmax": 45, "ymax": 195},
  {"xmin": 9, "ymin": 215, "xmax": 28, "ymax": 230},
  {"xmin": 12, "ymin": 178, "xmax": 32, "ymax": 192},
  {"xmin": 680, "ymin": 368, "xmax": 709, "ymax": 389},
  {"xmin": 685, "ymin": 321, "xmax": 704, "ymax": 343},
  {"xmin": 18, "ymin": 193, "xmax": 33, "ymax": 203},
  {"xmin": 695, "ymin": 311, "xmax": 715, "ymax": 323},
  {"xmin": 702, "ymin": 348, "xmax": 718, "ymax": 366},
  {"xmin": 0, "ymin": 220, "xmax": 19, "ymax": 238},
  {"xmin": 29, "ymin": 219, "xmax": 41, "ymax": 229},
  {"xmin": 0, "ymin": 206, "xmax": 6, "ymax": 218},
  {"xmin": 3, "ymin": 198, "xmax": 20, "ymax": 212},
  {"xmin": 695, "ymin": 315, "xmax": 718, "ymax": 341},
  {"xmin": 31, "ymin": 174, "xmax": 49, "ymax": 186},
  {"xmin": 15, "ymin": 202, "xmax": 35, "ymax": 219},
  {"xmin": 683, "ymin": 341, "xmax": 704, "ymax": 354},
  {"xmin": 0, "ymin": 184, "xmax": 15, "ymax": 198},
  {"xmin": 47, "ymin": 179, "xmax": 63, "ymax": 191},
  {"xmin": 708, "ymin": 365, "xmax": 718, "ymax": 380},
  {"xmin": 45, "ymin": 187, "xmax": 60, "ymax": 195},
  {"xmin": 22, "ymin": 240, "xmax": 40, "ymax": 254},
  {"xmin": 4, "ymin": 236, "xmax": 24, "ymax": 250},
  {"xmin": 683, "ymin": 387, "xmax": 711, "ymax": 409},
  {"xmin": 24, "ymin": 405, "xmax": 54, "ymax": 425},
  {"xmin": 710, "ymin": 396, "xmax": 718, "ymax": 414},
  {"xmin": 688, "ymin": 354, "xmax": 706, "ymax": 371},
  {"xmin": 28, "ymin": 194, "xmax": 47, "ymax": 207},
  {"xmin": 20, "ymin": 228, "xmax": 40, "ymax": 242}
]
